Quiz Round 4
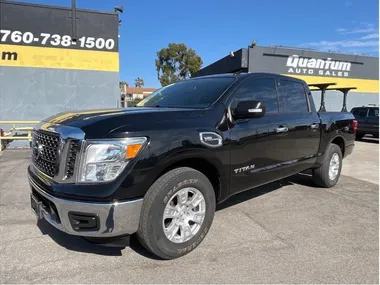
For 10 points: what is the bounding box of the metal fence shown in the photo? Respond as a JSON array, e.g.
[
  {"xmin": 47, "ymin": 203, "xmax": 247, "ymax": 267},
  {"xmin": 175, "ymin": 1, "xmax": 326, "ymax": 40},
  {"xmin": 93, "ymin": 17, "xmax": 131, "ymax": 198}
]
[{"xmin": 0, "ymin": 121, "xmax": 39, "ymax": 152}]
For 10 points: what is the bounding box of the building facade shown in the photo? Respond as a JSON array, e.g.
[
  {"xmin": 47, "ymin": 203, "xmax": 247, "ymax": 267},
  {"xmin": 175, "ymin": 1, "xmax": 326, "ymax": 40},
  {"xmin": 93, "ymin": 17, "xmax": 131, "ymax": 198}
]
[
  {"xmin": 193, "ymin": 46, "xmax": 379, "ymax": 112},
  {"xmin": 0, "ymin": 0, "xmax": 120, "ymax": 125},
  {"xmin": 120, "ymin": 86, "xmax": 156, "ymax": 107}
]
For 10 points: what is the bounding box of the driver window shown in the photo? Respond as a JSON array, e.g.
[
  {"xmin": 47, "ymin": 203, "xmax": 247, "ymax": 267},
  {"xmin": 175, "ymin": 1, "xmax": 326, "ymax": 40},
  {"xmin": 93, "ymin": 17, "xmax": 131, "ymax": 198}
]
[{"xmin": 231, "ymin": 77, "xmax": 279, "ymax": 113}]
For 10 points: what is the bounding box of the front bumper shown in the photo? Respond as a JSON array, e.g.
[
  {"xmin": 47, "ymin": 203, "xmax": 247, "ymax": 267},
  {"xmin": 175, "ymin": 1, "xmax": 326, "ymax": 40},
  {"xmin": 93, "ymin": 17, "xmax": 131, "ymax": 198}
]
[{"xmin": 28, "ymin": 173, "xmax": 143, "ymax": 237}]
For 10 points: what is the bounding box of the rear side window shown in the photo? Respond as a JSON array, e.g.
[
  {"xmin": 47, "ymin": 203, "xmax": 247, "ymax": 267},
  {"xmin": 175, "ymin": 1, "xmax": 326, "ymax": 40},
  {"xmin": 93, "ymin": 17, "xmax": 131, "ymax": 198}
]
[
  {"xmin": 233, "ymin": 78, "xmax": 279, "ymax": 113},
  {"xmin": 352, "ymin": 108, "xmax": 368, "ymax": 118},
  {"xmin": 278, "ymin": 80, "xmax": 308, "ymax": 113},
  {"xmin": 368, "ymin": 108, "xmax": 379, "ymax": 117}
]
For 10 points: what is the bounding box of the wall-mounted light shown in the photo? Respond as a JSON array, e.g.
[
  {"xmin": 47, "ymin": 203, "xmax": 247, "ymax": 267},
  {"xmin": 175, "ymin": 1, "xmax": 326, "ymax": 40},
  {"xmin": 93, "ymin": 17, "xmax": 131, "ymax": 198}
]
[
  {"xmin": 114, "ymin": 5, "xmax": 124, "ymax": 13},
  {"xmin": 249, "ymin": 40, "xmax": 257, "ymax": 48}
]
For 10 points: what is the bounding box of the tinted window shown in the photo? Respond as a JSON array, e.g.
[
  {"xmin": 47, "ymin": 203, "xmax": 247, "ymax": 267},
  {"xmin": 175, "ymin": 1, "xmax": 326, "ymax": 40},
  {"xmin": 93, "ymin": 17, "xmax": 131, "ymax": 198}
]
[
  {"xmin": 233, "ymin": 78, "xmax": 278, "ymax": 113},
  {"xmin": 368, "ymin": 108, "xmax": 379, "ymax": 117},
  {"xmin": 136, "ymin": 77, "xmax": 235, "ymax": 108},
  {"xmin": 278, "ymin": 80, "xmax": 308, "ymax": 113},
  {"xmin": 352, "ymin": 108, "xmax": 368, "ymax": 118}
]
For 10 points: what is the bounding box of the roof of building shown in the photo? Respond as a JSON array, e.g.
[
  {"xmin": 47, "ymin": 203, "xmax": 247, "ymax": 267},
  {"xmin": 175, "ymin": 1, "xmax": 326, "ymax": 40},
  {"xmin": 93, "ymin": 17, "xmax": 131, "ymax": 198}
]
[{"xmin": 126, "ymin": 87, "xmax": 157, "ymax": 94}]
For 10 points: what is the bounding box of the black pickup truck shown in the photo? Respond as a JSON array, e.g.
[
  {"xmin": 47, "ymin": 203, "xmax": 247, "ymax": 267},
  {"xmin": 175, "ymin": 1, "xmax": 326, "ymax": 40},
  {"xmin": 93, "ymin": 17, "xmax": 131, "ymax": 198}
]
[
  {"xmin": 28, "ymin": 73, "xmax": 356, "ymax": 259},
  {"xmin": 350, "ymin": 106, "xmax": 379, "ymax": 139}
]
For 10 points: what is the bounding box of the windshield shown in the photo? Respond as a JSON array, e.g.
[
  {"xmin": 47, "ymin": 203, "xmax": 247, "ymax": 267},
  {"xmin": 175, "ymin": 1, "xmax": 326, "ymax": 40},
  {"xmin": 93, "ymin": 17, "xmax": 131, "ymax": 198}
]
[{"xmin": 136, "ymin": 77, "xmax": 236, "ymax": 108}]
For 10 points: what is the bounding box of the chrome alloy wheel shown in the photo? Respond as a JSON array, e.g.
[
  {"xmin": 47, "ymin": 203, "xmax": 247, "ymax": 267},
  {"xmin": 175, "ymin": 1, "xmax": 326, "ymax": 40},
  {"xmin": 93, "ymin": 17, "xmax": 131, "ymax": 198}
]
[
  {"xmin": 329, "ymin": 153, "xmax": 340, "ymax": 180},
  {"xmin": 162, "ymin": 187, "xmax": 206, "ymax": 243}
]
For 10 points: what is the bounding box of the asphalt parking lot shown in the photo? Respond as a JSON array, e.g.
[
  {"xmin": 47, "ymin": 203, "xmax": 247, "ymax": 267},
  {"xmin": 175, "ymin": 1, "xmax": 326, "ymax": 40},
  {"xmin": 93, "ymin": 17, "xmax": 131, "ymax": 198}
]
[{"xmin": 0, "ymin": 138, "xmax": 378, "ymax": 284}]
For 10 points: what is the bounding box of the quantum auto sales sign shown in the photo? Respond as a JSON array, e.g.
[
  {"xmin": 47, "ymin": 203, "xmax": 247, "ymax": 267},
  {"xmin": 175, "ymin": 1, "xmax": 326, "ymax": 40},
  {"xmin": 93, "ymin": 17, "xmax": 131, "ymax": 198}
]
[{"xmin": 286, "ymin": 55, "xmax": 351, "ymax": 77}]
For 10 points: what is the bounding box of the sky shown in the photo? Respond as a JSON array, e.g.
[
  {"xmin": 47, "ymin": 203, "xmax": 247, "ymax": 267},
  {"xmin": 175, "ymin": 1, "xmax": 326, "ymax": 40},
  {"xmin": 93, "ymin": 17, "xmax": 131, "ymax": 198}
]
[{"xmin": 13, "ymin": 0, "xmax": 380, "ymax": 88}]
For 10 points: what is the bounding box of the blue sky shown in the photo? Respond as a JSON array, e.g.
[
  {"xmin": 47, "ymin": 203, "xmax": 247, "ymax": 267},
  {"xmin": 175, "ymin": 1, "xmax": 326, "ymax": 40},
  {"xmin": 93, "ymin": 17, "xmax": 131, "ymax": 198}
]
[{"xmin": 14, "ymin": 0, "xmax": 380, "ymax": 87}]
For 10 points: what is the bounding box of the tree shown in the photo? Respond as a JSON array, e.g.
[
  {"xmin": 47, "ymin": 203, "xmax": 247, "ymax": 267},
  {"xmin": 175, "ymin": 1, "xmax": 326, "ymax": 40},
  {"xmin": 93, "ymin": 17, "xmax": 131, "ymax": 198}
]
[
  {"xmin": 155, "ymin": 43, "xmax": 203, "ymax": 87},
  {"xmin": 119, "ymin": 81, "xmax": 128, "ymax": 88},
  {"xmin": 135, "ymin": 77, "xmax": 144, "ymax": 88},
  {"xmin": 127, "ymin": 98, "xmax": 143, "ymax": 107}
]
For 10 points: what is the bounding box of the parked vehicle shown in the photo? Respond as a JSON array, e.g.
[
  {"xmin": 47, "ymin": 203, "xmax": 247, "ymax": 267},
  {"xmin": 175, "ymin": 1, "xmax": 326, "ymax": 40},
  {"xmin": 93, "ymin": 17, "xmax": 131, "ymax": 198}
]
[
  {"xmin": 350, "ymin": 106, "xmax": 379, "ymax": 139},
  {"xmin": 28, "ymin": 73, "xmax": 356, "ymax": 259}
]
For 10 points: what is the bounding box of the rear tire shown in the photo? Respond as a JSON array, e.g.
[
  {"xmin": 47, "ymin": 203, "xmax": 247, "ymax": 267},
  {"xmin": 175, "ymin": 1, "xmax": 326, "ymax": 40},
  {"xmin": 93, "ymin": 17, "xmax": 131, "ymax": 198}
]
[
  {"xmin": 312, "ymin": 143, "xmax": 342, "ymax": 188},
  {"xmin": 137, "ymin": 167, "xmax": 216, "ymax": 260}
]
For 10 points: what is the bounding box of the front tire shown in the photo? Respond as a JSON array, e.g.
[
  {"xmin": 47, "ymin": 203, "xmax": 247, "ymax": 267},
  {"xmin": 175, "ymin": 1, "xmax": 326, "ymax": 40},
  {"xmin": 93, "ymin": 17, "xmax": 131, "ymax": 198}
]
[
  {"xmin": 137, "ymin": 167, "xmax": 216, "ymax": 260},
  {"xmin": 312, "ymin": 143, "xmax": 342, "ymax": 188}
]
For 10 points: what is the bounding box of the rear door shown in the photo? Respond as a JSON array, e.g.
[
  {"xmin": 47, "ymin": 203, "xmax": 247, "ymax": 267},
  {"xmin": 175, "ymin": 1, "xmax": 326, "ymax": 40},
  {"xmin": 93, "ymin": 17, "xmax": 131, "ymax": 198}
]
[{"xmin": 276, "ymin": 78, "xmax": 321, "ymax": 173}]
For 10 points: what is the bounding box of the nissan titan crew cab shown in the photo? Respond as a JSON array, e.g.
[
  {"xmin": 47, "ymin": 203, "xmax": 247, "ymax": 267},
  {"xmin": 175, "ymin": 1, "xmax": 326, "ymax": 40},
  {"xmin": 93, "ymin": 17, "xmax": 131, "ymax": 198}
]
[{"xmin": 28, "ymin": 73, "xmax": 356, "ymax": 259}]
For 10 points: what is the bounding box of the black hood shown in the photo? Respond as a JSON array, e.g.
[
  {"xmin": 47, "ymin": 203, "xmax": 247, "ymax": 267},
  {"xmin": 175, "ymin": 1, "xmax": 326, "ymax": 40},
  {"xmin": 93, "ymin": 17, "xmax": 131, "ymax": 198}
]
[{"xmin": 41, "ymin": 107, "xmax": 205, "ymax": 138}]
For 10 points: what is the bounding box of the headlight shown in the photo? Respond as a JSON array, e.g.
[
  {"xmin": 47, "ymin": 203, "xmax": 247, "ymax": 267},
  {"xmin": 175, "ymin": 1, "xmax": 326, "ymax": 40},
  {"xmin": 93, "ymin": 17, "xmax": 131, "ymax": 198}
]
[{"xmin": 77, "ymin": 137, "xmax": 147, "ymax": 183}]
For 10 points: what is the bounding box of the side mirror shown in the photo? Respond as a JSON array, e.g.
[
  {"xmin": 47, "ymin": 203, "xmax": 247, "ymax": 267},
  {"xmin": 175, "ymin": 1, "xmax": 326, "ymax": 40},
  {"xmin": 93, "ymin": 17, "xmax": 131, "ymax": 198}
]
[{"xmin": 234, "ymin": 100, "xmax": 266, "ymax": 119}]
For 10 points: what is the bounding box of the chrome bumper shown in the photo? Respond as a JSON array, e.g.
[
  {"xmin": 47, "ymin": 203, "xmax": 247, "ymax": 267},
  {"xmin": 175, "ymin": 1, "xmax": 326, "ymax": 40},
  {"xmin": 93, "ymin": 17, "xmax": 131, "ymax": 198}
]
[{"xmin": 28, "ymin": 174, "xmax": 143, "ymax": 237}]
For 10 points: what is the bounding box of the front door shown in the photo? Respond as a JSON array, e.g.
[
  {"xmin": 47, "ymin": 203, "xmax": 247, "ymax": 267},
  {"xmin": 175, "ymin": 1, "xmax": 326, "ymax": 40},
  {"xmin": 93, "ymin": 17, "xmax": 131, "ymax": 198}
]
[{"xmin": 228, "ymin": 75, "xmax": 297, "ymax": 195}]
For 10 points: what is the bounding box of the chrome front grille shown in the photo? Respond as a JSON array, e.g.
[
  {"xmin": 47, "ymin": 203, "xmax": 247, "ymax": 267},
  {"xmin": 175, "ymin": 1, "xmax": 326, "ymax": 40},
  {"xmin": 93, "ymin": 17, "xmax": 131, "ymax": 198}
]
[
  {"xmin": 31, "ymin": 123, "xmax": 85, "ymax": 183},
  {"xmin": 32, "ymin": 130, "xmax": 60, "ymax": 177},
  {"xmin": 65, "ymin": 140, "xmax": 80, "ymax": 178}
]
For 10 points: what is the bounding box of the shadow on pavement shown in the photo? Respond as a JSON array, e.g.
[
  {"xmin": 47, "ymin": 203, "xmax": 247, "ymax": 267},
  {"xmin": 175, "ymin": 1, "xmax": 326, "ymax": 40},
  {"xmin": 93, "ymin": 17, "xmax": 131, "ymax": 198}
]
[
  {"xmin": 129, "ymin": 173, "xmax": 316, "ymax": 259},
  {"xmin": 128, "ymin": 235, "xmax": 165, "ymax": 260},
  {"xmin": 37, "ymin": 220, "xmax": 123, "ymax": 256},
  {"xmin": 37, "ymin": 213, "xmax": 163, "ymax": 259},
  {"xmin": 216, "ymin": 173, "xmax": 314, "ymax": 211},
  {"xmin": 357, "ymin": 136, "xmax": 379, "ymax": 144},
  {"xmin": 37, "ymin": 173, "xmax": 316, "ymax": 259}
]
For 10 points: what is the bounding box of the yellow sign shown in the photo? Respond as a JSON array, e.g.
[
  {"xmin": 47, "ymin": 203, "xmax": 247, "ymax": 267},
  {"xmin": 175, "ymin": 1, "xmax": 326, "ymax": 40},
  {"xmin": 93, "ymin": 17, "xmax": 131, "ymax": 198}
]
[
  {"xmin": 0, "ymin": 44, "xmax": 119, "ymax": 72},
  {"xmin": 283, "ymin": 74, "xmax": 379, "ymax": 93}
]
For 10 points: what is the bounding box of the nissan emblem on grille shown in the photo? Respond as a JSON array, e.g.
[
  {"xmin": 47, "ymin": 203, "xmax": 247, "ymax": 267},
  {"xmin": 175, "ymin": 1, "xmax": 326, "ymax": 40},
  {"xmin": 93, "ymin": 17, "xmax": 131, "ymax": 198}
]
[
  {"xmin": 32, "ymin": 130, "xmax": 60, "ymax": 177},
  {"xmin": 36, "ymin": 142, "xmax": 44, "ymax": 159}
]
